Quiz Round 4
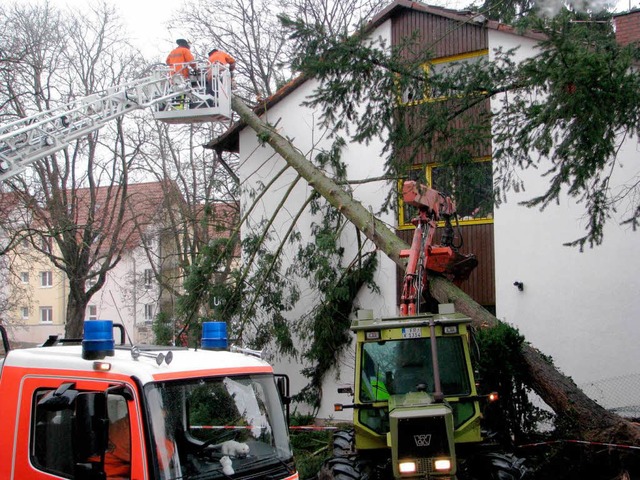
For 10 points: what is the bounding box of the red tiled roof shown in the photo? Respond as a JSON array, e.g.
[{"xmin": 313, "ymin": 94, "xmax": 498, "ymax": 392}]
[
  {"xmin": 0, "ymin": 190, "xmax": 21, "ymax": 217},
  {"xmin": 68, "ymin": 180, "xmax": 177, "ymax": 251}
]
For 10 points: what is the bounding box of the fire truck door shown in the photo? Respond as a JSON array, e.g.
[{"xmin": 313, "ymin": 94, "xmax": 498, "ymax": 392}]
[{"xmin": 10, "ymin": 376, "xmax": 146, "ymax": 480}]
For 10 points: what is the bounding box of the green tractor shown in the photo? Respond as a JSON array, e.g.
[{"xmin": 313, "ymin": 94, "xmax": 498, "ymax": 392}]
[{"xmin": 321, "ymin": 305, "xmax": 526, "ymax": 480}]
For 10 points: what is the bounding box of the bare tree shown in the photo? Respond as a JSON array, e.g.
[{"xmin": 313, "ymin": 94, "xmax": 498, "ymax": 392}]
[
  {"xmin": 291, "ymin": 0, "xmax": 386, "ymax": 37},
  {"xmin": 0, "ymin": 2, "xmax": 146, "ymax": 338},
  {"xmin": 0, "ymin": 193, "xmax": 35, "ymax": 332},
  {"xmin": 125, "ymin": 115, "xmax": 240, "ymax": 335},
  {"xmin": 175, "ymin": 0, "xmax": 386, "ymax": 103}
]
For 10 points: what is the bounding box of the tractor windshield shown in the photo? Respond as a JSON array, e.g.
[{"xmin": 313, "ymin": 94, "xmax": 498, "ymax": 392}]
[
  {"xmin": 144, "ymin": 374, "xmax": 294, "ymax": 479},
  {"xmin": 360, "ymin": 336, "xmax": 471, "ymax": 402}
]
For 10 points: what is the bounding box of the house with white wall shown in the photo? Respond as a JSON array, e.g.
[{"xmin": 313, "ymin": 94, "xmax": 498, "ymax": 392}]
[
  {"xmin": 2, "ymin": 181, "xmax": 185, "ymax": 346},
  {"xmin": 81, "ymin": 180, "xmax": 188, "ymax": 344},
  {"xmin": 210, "ymin": 0, "xmax": 640, "ymax": 420}
]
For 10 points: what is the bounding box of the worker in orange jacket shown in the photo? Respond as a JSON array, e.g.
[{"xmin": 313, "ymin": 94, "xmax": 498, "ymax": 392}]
[
  {"xmin": 166, "ymin": 39, "xmax": 196, "ymax": 79},
  {"xmin": 207, "ymin": 48, "xmax": 236, "ymax": 77},
  {"xmin": 104, "ymin": 416, "xmax": 131, "ymax": 479},
  {"xmin": 206, "ymin": 48, "xmax": 236, "ymax": 105},
  {"xmin": 87, "ymin": 415, "xmax": 131, "ymax": 479}
]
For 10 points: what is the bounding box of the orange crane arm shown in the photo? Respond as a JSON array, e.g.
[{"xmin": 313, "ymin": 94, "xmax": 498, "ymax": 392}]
[{"xmin": 399, "ymin": 181, "xmax": 478, "ymax": 316}]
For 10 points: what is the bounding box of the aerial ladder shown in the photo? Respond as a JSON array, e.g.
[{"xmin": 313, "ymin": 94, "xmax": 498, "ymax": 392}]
[{"xmin": 0, "ymin": 61, "xmax": 232, "ymax": 182}]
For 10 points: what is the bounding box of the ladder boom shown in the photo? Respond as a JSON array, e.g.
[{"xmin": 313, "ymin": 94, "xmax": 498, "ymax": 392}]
[{"xmin": 0, "ymin": 62, "xmax": 230, "ymax": 182}]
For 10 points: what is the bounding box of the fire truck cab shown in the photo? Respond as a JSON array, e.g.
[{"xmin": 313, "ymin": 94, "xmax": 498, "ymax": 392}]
[{"xmin": 0, "ymin": 321, "xmax": 298, "ymax": 480}]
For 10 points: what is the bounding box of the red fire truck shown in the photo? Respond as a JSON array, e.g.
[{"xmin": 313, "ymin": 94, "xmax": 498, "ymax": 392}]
[{"xmin": 0, "ymin": 321, "xmax": 298, "ymax": 480}]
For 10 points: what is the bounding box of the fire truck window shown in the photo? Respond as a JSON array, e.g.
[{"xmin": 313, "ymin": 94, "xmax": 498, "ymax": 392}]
[
  {"xmin": 32, "ymin": 390, "xmax": 75, "ymax": 477},
  {"xmin": 104, "ymin": 394, "xmax": 132, "ymax": 479}
]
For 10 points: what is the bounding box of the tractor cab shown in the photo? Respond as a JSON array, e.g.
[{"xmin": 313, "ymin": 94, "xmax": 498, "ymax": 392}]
[
  {"xmin": 151, "ymin": 62, "xmax": 232, "ymax": 125},
  {"xmin": 340, "ymin": 305, "xmax": 484, "ymax": 478}
]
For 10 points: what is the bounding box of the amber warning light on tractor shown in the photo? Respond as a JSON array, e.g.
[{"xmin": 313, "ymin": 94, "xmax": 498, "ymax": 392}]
[{"xmin": 82, "ymin": 320, "xmax": 115, "ymax": 360}]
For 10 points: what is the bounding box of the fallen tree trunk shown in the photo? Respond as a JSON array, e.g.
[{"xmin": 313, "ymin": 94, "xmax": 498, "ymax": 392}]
[
  {"xmin": 231, "ymin": 96, "xmax": 640, "ymax": 446},
  {"xmin": 429, "ymin": 276, "xmax": 640, "ymax": 445}
]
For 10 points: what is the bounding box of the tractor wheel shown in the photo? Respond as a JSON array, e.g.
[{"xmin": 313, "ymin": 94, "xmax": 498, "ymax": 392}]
[
  {"xmin": 460, "ymin": 451, "xmax": 529, "ymax": 480},
  {"xmin": 317, "ymin": 429, "xmax": 369, "ymax": 480},
  {"xmin": 318, "ymin": 456, "xmax": 366, "ymax": 480},
  {"xmin": 332, "ymin": 429, "xmax": 355, "ymax": 456}
]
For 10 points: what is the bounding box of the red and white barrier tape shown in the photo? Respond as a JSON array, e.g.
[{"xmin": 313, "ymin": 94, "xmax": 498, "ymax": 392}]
[
  {"xmin": 191, "ymin": 425, "xmax": 338, "ymax": 431},
  {"xmin": 192, "ymin": 426, "xmax": 256, "ymax": 430},
  {"xmin": 518, "ymin": 439, "xmax": 640, "ymax": 451},
  {"xmin": 289, "ymin": 426, "xmax": 338, "ymax": 431}
]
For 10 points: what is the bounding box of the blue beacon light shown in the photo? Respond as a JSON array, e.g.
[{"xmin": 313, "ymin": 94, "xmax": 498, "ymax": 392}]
[
  {"xmin": 201, "ymin": 321, "xmax": 228, "ymax": 350},
  {"xmin": 82, "ymin": 320, "xmax": 115, "ymax": 360}
]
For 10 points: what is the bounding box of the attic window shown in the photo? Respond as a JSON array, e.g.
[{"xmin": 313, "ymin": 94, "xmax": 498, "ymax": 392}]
[{"xmin": 398, "ymin": 50, "xmax": 488, "ymax": 106}]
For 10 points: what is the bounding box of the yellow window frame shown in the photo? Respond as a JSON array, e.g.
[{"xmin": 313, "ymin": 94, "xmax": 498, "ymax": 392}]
[
  {"xmin": 396, "ymin": 49, "xmax": 489, "ymax": 107},
  {"xmin": 397, "ymin": 157, "xmax": 494, "ymax": 229}
]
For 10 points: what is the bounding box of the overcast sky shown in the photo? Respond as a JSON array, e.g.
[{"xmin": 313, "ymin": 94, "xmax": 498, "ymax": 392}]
[
  {"xmin": 45, "ymin": 0, "xmax": 183, "ymax": 60},
  {"xmin": 35, "ymin": 0, "xmax": 640, "ymax": 60}
]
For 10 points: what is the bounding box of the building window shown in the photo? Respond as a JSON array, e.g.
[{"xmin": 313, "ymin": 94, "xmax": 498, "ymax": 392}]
[
  {"xmin": 85, "ymin": 272, "xmax": 98, "ymax": 289},
  {"xmin": 144, "ymin": 304, "xmax": 154, "ymax": 322},
  {"xmin": 40, "ymin": 307, "xmax": 53, "ymax": 323},
  {"xmin": 144, "ymin": 269, "xmax": 153, "ymax": 289},
  {"xmin": 40, "ymin": 271, "xmax": 53, "ymax": 288},
  {"xmin": 397, "ymin": 158, "xmax": 493, "ymax": 229},
  {"xmin": 427, "ymin": 158, "xmax": 493, "ymax": 222},
  {"xmin": 142, "ymin": 233, "xmax": 156, "ymax": 247},
  {"xmin": 397, "ymin": 49, "xmax": 489, "ymax": 105},
  {"xmin": 21, "ymin": 307, "xmax": 29, "ymax": 319},
  {"xmin": 87, "ymin": 305, "xmax": 97, "ymax": 320},
  {"xmin": 21, "ymin": 271, "xmax": 29, "ymax": 283}
]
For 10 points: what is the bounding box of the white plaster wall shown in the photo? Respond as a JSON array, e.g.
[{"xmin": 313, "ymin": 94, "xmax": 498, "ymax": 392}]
[
  {"xmin": 238, "ymin": 23, "xmax": 397, "ymax": 420},
  {"xmin": 490, "ymin": 30, "xmax": 640, "ymax": 398},
  {"xmin": 89, "ymin": 246, "xmax": 159, "ymax": 344}
]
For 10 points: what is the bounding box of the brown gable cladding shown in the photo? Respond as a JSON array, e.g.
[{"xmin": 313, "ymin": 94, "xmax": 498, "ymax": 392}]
[{"xmin": 205, "ymin": 0, "xmax": 545, "ymax": 154}]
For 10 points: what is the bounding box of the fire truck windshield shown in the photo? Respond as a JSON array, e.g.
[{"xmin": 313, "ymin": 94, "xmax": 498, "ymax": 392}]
[{"xmin": 144, "ymin": 374, "xmax": 294, "ymax": 479}]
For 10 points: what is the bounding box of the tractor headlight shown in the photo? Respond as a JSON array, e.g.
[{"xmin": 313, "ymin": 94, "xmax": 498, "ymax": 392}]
[
  {"xmin": 434, "ymin": 458, "xmax": 451, "ymax": 471},
  {"xmin": 398, "ymin": 461, "xmax": 417, "ymax": 474}
]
